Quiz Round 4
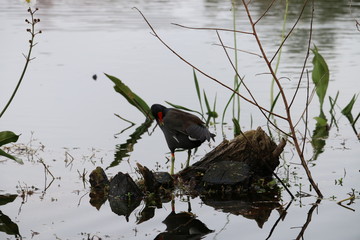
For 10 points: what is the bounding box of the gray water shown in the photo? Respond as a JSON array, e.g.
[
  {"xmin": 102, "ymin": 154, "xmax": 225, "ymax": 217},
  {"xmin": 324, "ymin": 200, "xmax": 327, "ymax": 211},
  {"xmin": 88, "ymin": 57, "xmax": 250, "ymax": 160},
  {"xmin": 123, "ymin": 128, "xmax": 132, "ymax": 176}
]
[{"xmin": 1, "ymin": 0, "xmax": 359, "ymax": 239}]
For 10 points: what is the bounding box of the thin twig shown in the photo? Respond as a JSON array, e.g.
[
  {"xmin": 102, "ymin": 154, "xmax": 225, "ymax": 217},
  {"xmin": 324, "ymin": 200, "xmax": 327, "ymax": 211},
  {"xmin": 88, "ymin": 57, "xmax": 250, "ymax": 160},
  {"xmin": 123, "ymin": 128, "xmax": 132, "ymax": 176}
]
[
  {"xmin": 301, "ymin": 70, "xmax": 310, "ymax": 155},
  {"xmin": 289, "ymin": 0, "xmax": 314, "ymax": 109},
  {"xmin": 172, "ymin": 23, "xmax": 254, "ymax": 35},
  {"xmin": 254, "ymin": 0, "xmax": 277, "ymax": 25},
  {"xmin": 269, "ymin": 0, "xmax": 309, "ymax": 65},
  {"xmin": 212, "ymin": 43, "xmax": 263, "ymax": 58}
]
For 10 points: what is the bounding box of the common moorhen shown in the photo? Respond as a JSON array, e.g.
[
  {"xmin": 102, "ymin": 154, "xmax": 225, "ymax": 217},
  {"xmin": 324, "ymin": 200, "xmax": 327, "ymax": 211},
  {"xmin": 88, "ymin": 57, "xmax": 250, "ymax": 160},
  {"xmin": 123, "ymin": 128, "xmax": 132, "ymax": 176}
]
[{"xmin": 151, "ymin": 104, "xmax": 215, "ymax": 175}]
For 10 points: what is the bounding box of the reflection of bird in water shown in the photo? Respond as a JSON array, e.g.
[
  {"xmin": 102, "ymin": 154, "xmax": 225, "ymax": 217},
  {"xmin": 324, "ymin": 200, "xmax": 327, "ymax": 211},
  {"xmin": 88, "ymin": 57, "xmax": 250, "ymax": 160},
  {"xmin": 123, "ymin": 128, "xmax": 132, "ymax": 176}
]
[
  {"xmin": 154, "ymin": 197, "xmax": 213, "ymax": 240},
  {"xmin": 151, "ymin": 104, "xmax": 215, "ymax": 175}
]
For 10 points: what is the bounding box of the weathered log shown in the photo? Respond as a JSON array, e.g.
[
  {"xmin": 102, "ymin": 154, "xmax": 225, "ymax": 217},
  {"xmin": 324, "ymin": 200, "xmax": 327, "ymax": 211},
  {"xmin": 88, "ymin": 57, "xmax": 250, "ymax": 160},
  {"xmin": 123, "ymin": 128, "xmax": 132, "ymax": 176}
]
[{"xmin": 179, "ymin": 127, "xmax": 286, "ymax": 190}]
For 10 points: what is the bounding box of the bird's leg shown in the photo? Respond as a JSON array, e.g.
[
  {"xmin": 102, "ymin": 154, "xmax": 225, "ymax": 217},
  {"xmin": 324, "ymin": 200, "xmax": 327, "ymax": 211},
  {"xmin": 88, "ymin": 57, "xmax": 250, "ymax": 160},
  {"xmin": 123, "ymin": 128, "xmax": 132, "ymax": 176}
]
[
  {"xmin": 170, "ymin": 152, "xmax": 175, "ymax": 175},
  {"xmin": 186, "ymin": 149, "xmax": 191, "ymax": 168}
]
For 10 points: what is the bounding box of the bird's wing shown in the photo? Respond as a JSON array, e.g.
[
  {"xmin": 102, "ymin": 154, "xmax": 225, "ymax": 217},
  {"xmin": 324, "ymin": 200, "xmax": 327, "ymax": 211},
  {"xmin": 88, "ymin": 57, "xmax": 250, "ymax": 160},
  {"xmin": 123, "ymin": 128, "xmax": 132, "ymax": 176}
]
[{"xmin": 163, "ymin": 109, "xmax": 202, "ymax": 132}]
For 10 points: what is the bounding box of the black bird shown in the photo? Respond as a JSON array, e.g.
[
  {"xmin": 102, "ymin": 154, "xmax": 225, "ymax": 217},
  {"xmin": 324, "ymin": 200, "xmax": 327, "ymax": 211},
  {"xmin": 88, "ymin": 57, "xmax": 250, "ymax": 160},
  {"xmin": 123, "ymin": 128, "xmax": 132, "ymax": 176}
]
[{"xmin": 151, "ymin": 104, "xmax": 215, "ymax": 175}]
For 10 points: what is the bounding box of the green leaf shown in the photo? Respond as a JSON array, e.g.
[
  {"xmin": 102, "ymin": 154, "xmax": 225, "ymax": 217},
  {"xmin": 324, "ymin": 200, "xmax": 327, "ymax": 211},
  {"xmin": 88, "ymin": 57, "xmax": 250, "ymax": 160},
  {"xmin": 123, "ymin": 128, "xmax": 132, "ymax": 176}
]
[
  {"xmin": 0, "ymin": 149, "xmax": 23, "ymax": 164},
  {"xmin": 311, "ymin": 46, "xmax": 329, "ymax": 110},
  {"xmin": 0, "ymin": 210, "xmax": 21, "ymax": 236},
  {"xmin": 104, "ymin": 73, "xmax": 151, "ymax": 119},
  {"xmin": 0, "ymin": 195, "xmax": 17, "ymax": 206},
  {"xmin": 0, "ymin": 131, "xmax": 19, "ymax": 146},
  {"xmin": 341, "ymin": 94, "xmax": 358, "ymax": 123}
]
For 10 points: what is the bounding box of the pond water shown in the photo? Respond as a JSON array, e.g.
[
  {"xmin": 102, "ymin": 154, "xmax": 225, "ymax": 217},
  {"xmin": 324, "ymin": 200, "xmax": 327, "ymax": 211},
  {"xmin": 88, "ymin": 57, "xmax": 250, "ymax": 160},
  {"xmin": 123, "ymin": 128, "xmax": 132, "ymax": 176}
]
[{"xmin": 1, "ymin": 0, "xmax": 359, "ymax": 239}]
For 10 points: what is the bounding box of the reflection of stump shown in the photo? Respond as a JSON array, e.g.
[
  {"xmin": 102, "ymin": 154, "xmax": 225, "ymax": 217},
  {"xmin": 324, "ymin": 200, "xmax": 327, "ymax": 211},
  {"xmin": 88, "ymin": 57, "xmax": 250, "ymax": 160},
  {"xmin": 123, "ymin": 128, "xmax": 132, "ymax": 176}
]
[{"xmin": 179, "ymin": 127, "xmax": 285, "ymax": 190}]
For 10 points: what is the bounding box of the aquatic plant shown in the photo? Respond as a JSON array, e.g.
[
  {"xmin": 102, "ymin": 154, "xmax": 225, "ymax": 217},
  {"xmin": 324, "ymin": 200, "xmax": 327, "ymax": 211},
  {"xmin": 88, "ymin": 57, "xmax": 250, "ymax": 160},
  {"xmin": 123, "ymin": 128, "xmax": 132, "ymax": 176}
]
[{"xmin": 0, "ymin": 7, "xmax": 41, "ymax": 163}]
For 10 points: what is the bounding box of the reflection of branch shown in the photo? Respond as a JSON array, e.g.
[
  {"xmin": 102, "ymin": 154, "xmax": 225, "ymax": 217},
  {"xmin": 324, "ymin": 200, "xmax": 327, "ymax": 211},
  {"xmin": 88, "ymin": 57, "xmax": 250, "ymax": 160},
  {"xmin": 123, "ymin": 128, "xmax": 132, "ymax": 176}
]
[
  {"xmin": 266, "ymin": 200, "xmax": 293, "ymax": 240},
  {"xmin": 114, "ymin": 113, "xmax": 136, "ymax": 136},
  {"xmin": 295, "ymin": 199, "xmax": 321, "ymax": 240},
  {"xmin": 337, "ymin": 194, "xmax": 356, "ymax": 212},
  {"xmin": 39, "ymin": 159, "xmax": 56, "ymax": 193}
]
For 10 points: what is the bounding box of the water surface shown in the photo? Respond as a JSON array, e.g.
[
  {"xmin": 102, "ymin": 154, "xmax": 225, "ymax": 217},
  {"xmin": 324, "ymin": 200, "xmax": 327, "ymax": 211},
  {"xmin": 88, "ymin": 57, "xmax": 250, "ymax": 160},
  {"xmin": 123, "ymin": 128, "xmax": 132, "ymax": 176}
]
[{"xmin": 0, "ymin": 0, "xmax": 359, "ymax": 239}]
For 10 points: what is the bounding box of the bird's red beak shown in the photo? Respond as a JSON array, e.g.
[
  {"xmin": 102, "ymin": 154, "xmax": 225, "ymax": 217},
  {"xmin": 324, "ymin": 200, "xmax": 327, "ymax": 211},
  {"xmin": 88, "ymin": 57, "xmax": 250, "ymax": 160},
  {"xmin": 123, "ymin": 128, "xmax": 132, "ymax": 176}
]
[{"xmin": 157, "ymin": 112, "xmax": 164, "ymax": 126}]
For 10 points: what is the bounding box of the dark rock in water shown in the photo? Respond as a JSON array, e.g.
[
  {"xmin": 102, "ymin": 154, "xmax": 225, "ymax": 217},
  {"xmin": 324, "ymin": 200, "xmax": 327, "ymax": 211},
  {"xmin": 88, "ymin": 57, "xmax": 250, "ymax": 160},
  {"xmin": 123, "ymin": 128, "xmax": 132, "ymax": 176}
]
[
  {"xmin": 202, "ymin": 161, "xmax": 251, "ymax": 186},
  {"xmin": 89, "ymin": 166, "xmax": 109, "ymax": 189},
  {"xmin": 137, "ymin": 163, "xmax": 173, "ymax": 193},
  {"xmin": 109, "ymin": 172, "xmax": 142, "ymax": 199},
  {"xmin": 153, "ymin": 172, "xmax": 174, "ymax": 189},
  {"xmin": 89, "ymin": 167, "xmax": 110, "ymax": 210},
  {"xmin": 107, "ymin": 172, "xmax": 143, "ymax": 221},
  {"xmin": 108, "ymin": 194, "xmax": 141, "ymax": 222}
]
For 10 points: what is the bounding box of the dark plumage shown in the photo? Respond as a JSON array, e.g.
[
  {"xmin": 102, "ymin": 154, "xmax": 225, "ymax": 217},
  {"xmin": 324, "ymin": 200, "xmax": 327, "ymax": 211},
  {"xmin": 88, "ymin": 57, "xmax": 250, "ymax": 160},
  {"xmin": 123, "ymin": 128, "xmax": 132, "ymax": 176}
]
[{"xmin": 151, "ymin": 104, "xmax": 215, "ymax": 174}]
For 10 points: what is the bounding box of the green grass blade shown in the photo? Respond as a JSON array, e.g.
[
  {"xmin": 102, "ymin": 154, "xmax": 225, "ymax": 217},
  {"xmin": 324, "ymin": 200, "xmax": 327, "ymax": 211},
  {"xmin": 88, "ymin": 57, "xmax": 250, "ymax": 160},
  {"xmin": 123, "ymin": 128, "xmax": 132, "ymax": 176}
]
[
  {"xmin": 193, "ymin": 69, "xmax": 204, "ymax": 116},
  {"xmin": 165, "ymin": 101, "xmax": 203, "ymax": 117},
  {"xmin": 221, "ymin": 82, "xmax": 241, "ymax": 135},
  {"xmin": 203, "ymin": 90, "xmax": 211, "ymax": 114},
  {"xmin": 232, "ymin": 118, "xmax": 241, "ymax": 136},
  {"xmin": 270, "ymin": 92, "xmax": 281, "ymax": 113}
]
